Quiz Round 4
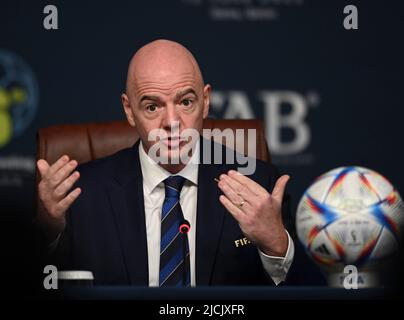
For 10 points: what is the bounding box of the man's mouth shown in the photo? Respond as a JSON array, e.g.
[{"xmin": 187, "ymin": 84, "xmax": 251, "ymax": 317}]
[{"xmin": 162, "ymin": 136, "xmax": 183, "ymax": 148}]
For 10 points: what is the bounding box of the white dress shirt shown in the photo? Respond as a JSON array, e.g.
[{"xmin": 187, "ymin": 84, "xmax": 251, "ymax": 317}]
[{"xmin": 139, "ymin": 140, "xmax": 294, "ymax": 286}]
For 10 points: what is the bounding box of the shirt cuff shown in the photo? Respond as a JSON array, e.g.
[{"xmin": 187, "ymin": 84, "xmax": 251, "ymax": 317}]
[{"xmin": 258, "ymin": 230, "xmax": 294, "ymax": 285}]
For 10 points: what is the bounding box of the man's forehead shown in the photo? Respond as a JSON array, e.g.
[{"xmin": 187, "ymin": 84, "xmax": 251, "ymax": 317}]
[
  {"xmin": 130, "ymin": 63, "xmax": 203, "ymax": 99},
  {"xmin": 134, "ymin": 80, "xmax": 200, "ymax": 100},
  {"xmin": 134, "ymin": 65, "xmax": 196, "ymax": 83}
]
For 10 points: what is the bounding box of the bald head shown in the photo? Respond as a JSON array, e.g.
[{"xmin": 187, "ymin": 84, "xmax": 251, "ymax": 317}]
[{"xmin": 125, "ymin": 39, "xmax": 204, "ymax": 97}]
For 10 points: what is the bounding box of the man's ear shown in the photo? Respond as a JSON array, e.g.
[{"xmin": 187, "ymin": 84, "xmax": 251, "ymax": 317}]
[
  {"xmin": 202, "ymin": 84, "xmax": 211, "ymax": 119},
  {"xmin": 121, "ymin": 93, "xmax": 136, "ymax": 127}
]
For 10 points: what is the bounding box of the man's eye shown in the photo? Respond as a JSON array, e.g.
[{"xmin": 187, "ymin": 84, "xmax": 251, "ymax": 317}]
[
  {"xmin": 181, "ymin": 99, "xmax": 193, "ymax": 107},
  {"xmin": 146, "ymin": 104, "xmax": 158, "ymax": 112}
]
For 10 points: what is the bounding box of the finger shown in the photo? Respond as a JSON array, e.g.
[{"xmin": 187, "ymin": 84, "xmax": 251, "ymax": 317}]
[
  {"xmin": 272, "ymin": 175, "xmax": 290, "ymax": 203},
  {"xmin": 219, "ymin": 195, "xmax": 245, "ymax": 223},
  {"xmin": 218, "ymin": 179, "xmax": 242, "ymax": 204},
  {"xmin": 50, "ymin": 160, "xmax": 78, "ymax": 187},
  {"xmin": 57, "ymin": 187, "xmax": 81, "ymax": 213},
  {"xmin": 217, "ymin": 179, "xmax": 252, "ymax": 214},
  {"xmin": 228, "ymin": 170, "xmax": 268, "ymax": 196},
  {"xmin": 37, "ymin": 159, "xmax": 50, "ymax": 178},
  {"xmin": 54, "ymin": 171, "xmax": 80, "ymax": 199},
  {"xmin": 48, "ymin": 155, "xmax": 70, "ymax": 176},
  {"xmin": 220, "ymin": 174, "xmax": 257, "ymax": 200}
]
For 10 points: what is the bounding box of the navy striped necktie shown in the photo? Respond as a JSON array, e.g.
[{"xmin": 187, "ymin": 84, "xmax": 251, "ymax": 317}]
[{"xmin": 159, "ymin": 175, "xmax": 190, "ymax": 287}]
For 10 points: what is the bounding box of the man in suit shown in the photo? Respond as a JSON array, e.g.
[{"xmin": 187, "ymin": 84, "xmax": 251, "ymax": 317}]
[{"xmin": 36, "ymin": 39, "xmax": 294, "ymax": 286}]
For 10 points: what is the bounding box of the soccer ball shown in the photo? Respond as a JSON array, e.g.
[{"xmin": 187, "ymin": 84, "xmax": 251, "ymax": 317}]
[{"xmin": 296, "ymin": 166, "xmax": 404, "ymax": 286}]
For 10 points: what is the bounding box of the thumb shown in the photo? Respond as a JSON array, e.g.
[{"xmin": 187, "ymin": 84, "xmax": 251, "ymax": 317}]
[
  {"xmin": 37, "ymin": 159, "xmax": 50, "ymax": 177},
  {"xmin": 272, "ymin": 175, "xmax": 290, "ymax": 203}
]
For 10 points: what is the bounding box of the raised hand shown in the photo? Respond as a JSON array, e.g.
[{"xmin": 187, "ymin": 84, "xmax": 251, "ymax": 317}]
[
  {"xmin": 37, "ymin": 155, "xmax": 81, "ymax": 236},
  {"xmin": 217, "ymin": 170, "xmax": 290, "ymax": 257}
]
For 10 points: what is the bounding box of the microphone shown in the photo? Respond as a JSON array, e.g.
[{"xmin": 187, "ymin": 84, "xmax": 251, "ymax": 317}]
[
  {"xmin": 179, "ymin": 220, "xmax": 190, "ymax": 234},
  {"xmin": 178, "ymin": 220, "xmax": 190, "ymax": 286}
]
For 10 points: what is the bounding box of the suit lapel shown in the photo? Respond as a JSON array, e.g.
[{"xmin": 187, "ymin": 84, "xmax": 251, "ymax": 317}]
[
  {"xmin": 107, "ymin": 141, "xmax": 149, "ymax": 285},
  {"xmin": 196, "ymin": 139, "xmax": 230, "ymax": 285}
]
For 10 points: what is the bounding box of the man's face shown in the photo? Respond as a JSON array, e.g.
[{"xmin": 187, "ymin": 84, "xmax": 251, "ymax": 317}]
[{"xmin": 122, "ymin": 52, "xmax": 210, "ymax": 169}]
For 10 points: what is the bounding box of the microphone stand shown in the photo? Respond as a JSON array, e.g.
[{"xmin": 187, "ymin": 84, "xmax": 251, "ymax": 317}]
[
  {"xmin": 179, "ymin": 220, "xmax": 190, "ymax": 287},
  {"xmin": 182, "ymin": 232, "xmax": 188, "ymax": 286}
]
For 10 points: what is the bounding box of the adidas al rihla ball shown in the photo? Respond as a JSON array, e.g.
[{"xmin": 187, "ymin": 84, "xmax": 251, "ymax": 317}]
[{"xmin": 296, "ymin": 166, "xmax": 404, "ymax": 287}]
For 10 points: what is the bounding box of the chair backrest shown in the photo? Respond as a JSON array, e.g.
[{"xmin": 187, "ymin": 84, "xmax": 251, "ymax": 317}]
[{"xmin": 36, "ymin": 118, "xmax": 270, "ymax": 166}]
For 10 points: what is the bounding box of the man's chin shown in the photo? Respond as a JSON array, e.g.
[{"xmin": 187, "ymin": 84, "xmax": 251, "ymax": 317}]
[
  {"xmin": 159, "ymin": 148, "xmax": 188, "ymax": 166},
  {"xmin": 147, "ymin": 140, "xmax": 198, "ymax": 166}
]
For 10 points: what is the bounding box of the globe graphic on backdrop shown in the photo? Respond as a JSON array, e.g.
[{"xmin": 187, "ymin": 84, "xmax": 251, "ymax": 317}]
[{"xmin": 0, "ymin": 50, "xmax": 39, "ymax": 147}]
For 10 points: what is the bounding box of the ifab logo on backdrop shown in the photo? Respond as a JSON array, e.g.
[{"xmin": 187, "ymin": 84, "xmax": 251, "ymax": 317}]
[
  {"xmin": 210, "ymin": 90, "xmax": 320, "ymax": 166},
  {"xmin": 0, "ymin": 50, "xmax": 39, "ymax": 148}
]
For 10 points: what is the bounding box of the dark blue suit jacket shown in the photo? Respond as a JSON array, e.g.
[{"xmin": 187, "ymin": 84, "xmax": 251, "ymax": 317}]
[{"xmin": 55, "ymin": 140, "xmax": 291, "ymax": 286}]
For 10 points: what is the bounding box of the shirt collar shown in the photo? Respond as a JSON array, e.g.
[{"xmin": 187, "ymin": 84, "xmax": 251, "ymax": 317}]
[{"xmin": 139, "ymin": 138, "xmax": 200, "ymax": 195}]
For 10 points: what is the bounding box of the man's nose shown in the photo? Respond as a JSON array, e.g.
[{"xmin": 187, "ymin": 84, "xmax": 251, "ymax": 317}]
[{"xmin": 162, "ymin": 104, "xmax": 180, "ymax": 130}]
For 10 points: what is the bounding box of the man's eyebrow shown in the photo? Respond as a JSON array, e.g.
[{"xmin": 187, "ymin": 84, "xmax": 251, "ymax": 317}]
[
  {"xmin": 139, "ymin": 95, "xmax": 161, "ymax": 103},
  {"xmin": 175, "ymin": 88, "xmax": 197, "ymax": 100},
  {"xmin": 139, "ymin": 89, "xmax": 197, "ymax": 103}
]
